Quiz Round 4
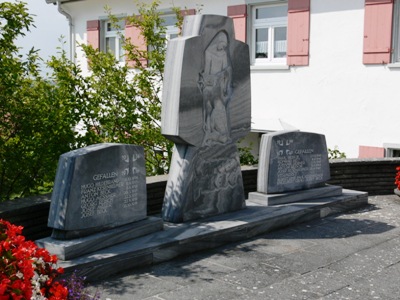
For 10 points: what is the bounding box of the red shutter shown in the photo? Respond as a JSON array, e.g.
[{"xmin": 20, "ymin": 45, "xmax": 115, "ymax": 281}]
[
  {"xmin": 363, "ymin": 0, "xmax": 393, "ymax": 64},
  {"xmin": 87, "ymin": 20, "xmax": 100, "ymax": 50},
  {"xmin": 227, "ymin": 5, "xmax": 247, "ymax": 43},
  {"xmin": 125, "ymin": 21, "xmax": 147, "ymax": 68},
  {"xmin": 287, "ymin": 0, "xmax": 310, "ymax": 66}
]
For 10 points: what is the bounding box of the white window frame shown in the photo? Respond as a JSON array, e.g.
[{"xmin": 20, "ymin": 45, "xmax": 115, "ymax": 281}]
[
  {"xmin": 249, "ymin": 2, "xmax": 288, "ymax": 66},
  {"xmin": 100, "ymin": 18, "xmax": 125, "ymax": 63}
]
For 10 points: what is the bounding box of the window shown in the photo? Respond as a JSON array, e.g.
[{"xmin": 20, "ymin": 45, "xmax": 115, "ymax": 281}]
[
  {"xmin": 161, "ymin": 14, "xmax": 180, "ymax": 41},
  {"xmin": 251, "ymin": 3, "xmax": 288, "ymax": 65},
  {"xmin": 101, "ymin": 20, "xmax": 125, "ymax": 63},
  {"xmin": 87, "ymin": 9, "xmax": 194, "ymax": 68}
]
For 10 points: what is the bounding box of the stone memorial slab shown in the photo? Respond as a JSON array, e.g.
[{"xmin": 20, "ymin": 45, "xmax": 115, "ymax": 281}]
[
  {"xmin": 249, "ymin": 130, "xmax": 342, "ymax": 206},
  {"xmin": 161, "ymin": 15, "xmax": 251, "ymax": 222},
  {"xmin": 48, "ymin": 143, "xmax": 148, "ymax": 239},
  {"xmin": 257, "ymin": 131, "xmax": 331, "ymax": 194}
]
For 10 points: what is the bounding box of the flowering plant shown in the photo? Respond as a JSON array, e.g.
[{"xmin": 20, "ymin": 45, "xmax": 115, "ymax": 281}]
[
  {"xmin": 0, "ymin": 219, "xmax": 67, "ymax": 299},
  {"xmin": 395, "ymin": 166, "xmax": 400, "ymax": 190}
]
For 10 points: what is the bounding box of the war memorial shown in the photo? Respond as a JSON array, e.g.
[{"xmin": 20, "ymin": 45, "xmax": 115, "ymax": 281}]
[{"xmin": 36, "ymin": 15, "xmax": 368, "ymax": 281}]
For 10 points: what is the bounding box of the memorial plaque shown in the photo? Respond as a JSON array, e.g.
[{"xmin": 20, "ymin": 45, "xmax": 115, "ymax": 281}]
[
  {"xmin": 257, "ymin": 131, "xmax": 331, "ymax": 194},
  {"xmin": 161, "ymin": 15, "xmax": 251, "ymax": 222},
  {"xmin": 48, "ymin": 143, "xmax": 147, "ymax": 239}
]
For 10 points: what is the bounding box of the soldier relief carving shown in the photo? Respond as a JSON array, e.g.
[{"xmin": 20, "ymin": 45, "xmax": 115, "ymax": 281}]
[
  {"xmin": 198, "ymin": 31, "xmax": 232, "ymax": 145},
  {"xmin": 161, "ymin": 15, "xmax": 251, "ymax": 222}
]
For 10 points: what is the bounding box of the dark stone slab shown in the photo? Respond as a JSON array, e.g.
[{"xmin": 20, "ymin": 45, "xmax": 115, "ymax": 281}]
[
  {"xmin": 161, "ymin": 15, "xmax": 251, "ymax": 223},
  {"xmin": 248, "ymin": 185, "xmax": 343, "ymax": 206},
  {"xmin": 258, "ymin": 131, "xmax": 331, "ymax": 194},
  {"xmin": 36, "ymin": 217, "xmax": 163, "ymax": 260},
  {"xmin": 161, "ymin": 15, "xmax": 251, "ymax": 147},
  {"xmin": 48, "ymin": 143, "xmax": 147, "ymax": 239},
  {"xmin": 56, "ymin": 189, "xmax": 368, "ymax": 282}
]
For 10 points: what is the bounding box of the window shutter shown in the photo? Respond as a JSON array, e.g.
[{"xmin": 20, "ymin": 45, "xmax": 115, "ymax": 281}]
[
  {"xmin": 86, "ymin": 20, "xmax": 100, "ymax": 50},
  {"xmin": 125, "ymin": 21, "xmax": 147, "ymax": 68},
  {"xmin": 363, "ymin": 0, "xmax": 394, "ymax": 64},
  {"xmin": 287, "ymin": 0, "xmax": 310, "ymax": 66},
  {"xmin": 227, "ymin": 5, "xmax": 247, "ymax": 43}
]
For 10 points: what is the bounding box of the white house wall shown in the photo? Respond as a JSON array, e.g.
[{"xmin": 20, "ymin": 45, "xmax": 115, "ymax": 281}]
[{"xmin": 60, "ymin": 0, "xmax": 400, "ymax": 158}]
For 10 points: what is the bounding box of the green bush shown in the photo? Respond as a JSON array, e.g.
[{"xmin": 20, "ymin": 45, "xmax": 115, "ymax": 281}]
[
  {"xmin": 0, "ymin": 1, "xmax": 82, "ymax": 200},
  {"xmin": 0, "ymin": 1, "xmax": 175, "ymax": 201}
]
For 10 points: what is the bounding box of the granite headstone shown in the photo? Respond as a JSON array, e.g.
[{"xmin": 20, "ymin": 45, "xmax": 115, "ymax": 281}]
[
  {"xmin": 161, "ymin": 15, "xmax": 251, "ymax": 222},
  {"xmin": 258, "ymin": 130, "xmax": 331, "ymax": 194},
  {"xmin": 249, "ymin": 131, "xmax": 342, "ymax": 205},
  {"xmin": 48, "ymin": 143, "xmax": 148, "ymax": 239}
]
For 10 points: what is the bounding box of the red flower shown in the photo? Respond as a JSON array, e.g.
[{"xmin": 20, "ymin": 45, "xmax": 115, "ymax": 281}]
[
  {"xmin": 395, "ymin": 166, "xmax": 400, "ymax": 190},
  {"xmin": 0, "ymin": 219, "xmax": 67, "ymax": 300}
]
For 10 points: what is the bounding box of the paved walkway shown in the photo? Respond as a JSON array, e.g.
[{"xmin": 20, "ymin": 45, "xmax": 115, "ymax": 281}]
[{"xmin": 89, "ymin": 195, "xmax": 400, "ymax": 300}]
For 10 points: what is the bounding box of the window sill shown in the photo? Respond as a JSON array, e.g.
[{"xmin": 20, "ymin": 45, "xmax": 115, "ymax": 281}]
[
  {"xmin": 387, "ymin": 63, "xmax": 400, "ymax": 68},
  {"xmin": 250, "ymin": 64, "xmax": 290, "ymax": 71}
]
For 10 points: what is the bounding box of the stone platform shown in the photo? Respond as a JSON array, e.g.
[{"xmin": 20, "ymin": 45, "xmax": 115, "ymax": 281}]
[
  {"xmin": 248, "ymin": 185, "xmax": 343, "ymax": 206},
  {"xmin": 36, "ymin": 217, "xmax": 163, "ymax": 260},
  {"xmin": 57, "ymin": 189, "xmax": 368, "ymax": 281}
]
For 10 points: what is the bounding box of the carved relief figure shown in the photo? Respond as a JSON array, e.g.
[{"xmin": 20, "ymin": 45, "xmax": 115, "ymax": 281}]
[{"xmin": 198, "ymin": 31, "xmax": 233, "ymax": 145}]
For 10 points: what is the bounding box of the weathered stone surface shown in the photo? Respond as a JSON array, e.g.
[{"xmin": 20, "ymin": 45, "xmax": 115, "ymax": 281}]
[
  {"xmin": 161, "ymin": 15, "xmax": 251, "ymax": 223},
  {"xmin": 258, "ymin": 131, "xmax": 331, "ymax": 194},
  {"xmin": 48, "ymin": 143, "xmax": 147, "ymax": 239}
]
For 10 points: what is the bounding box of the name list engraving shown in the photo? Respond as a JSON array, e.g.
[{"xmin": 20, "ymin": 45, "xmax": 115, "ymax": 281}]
[
  {"xmin": 275, "ymin": 138, "xmax": 324, "ymax": 187},
  {"xmin": 80, "ymin": 172, "xmax": 139, "ymax": 219}
]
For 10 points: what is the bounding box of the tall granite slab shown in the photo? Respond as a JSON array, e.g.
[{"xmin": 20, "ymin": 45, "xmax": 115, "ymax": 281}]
[
  {"xmin": 48, "ymin": 143, "xmax": 149, "ymax": 239},
  {"xmin": 161, "ymin": 15, "xmax": 251, "ymax": 222},
  {"xmin": 249, "ymin": 131, "xmax": 342, "ymax": 205}
]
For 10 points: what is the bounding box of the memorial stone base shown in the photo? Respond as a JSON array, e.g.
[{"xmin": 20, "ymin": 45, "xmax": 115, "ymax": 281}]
[
  {"xmin": 36, "ymin": 217, "xmax": 163, "ymax": 260},
  {"xmin": 248, "ymin": 185, "xmax": 343, "ymax": 206},
  {"xmin": 49, "ymin": 189, "xmax": 368, "ymax": 282}
]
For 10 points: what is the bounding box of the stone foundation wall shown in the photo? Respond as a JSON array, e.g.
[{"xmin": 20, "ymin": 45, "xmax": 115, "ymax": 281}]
[{"xmin": 1, "ymin": 159, "xmax": 399, "ymax": 240}]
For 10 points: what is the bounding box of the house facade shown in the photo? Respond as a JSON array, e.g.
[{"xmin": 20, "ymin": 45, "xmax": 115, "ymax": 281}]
[{"xmin": 47, "ymin": 0, "xmax": 400, "ymax": 159}]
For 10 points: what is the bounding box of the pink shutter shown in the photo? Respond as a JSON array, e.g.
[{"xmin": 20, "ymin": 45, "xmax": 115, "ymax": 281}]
[
  {"xmin": 363, "ymin": 0, "xmax": 393, "ymax": 64},
  {"xmin": 287, "ymin": 0, "xmax": 310, "ymax": 66},
  {"xmin": 125, "ymin": 21, "xmax": 147, "ymax": 68},
  {"xmin": 87, "ymin": 20, "xmax": 100, "ymax": 50},
  {"xmin": 227, "ymin": 5, "xmax": 247, "ymax": 43}
]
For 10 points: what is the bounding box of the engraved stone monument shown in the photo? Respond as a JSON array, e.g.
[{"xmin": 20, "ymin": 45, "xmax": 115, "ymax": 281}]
[
  {"xmin": 161, "ymin": 15, "xmax": 251, "ymax": 222},
  {"xmin": 36, "ymin": 143, "xmax": 163, "ymax": 260},
  {"xmin": 249, "ymin": 131, "xmax": 342, "ymax": 205}
]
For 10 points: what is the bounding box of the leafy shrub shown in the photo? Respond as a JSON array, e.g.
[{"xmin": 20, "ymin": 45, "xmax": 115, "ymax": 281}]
[
  {"xmin": 0, "ymin": 1, "xmax": 83, "ymax": 200},
  {"xmin": 328, "ymin": 146, "xmax": 346, "ymax": 159}
]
